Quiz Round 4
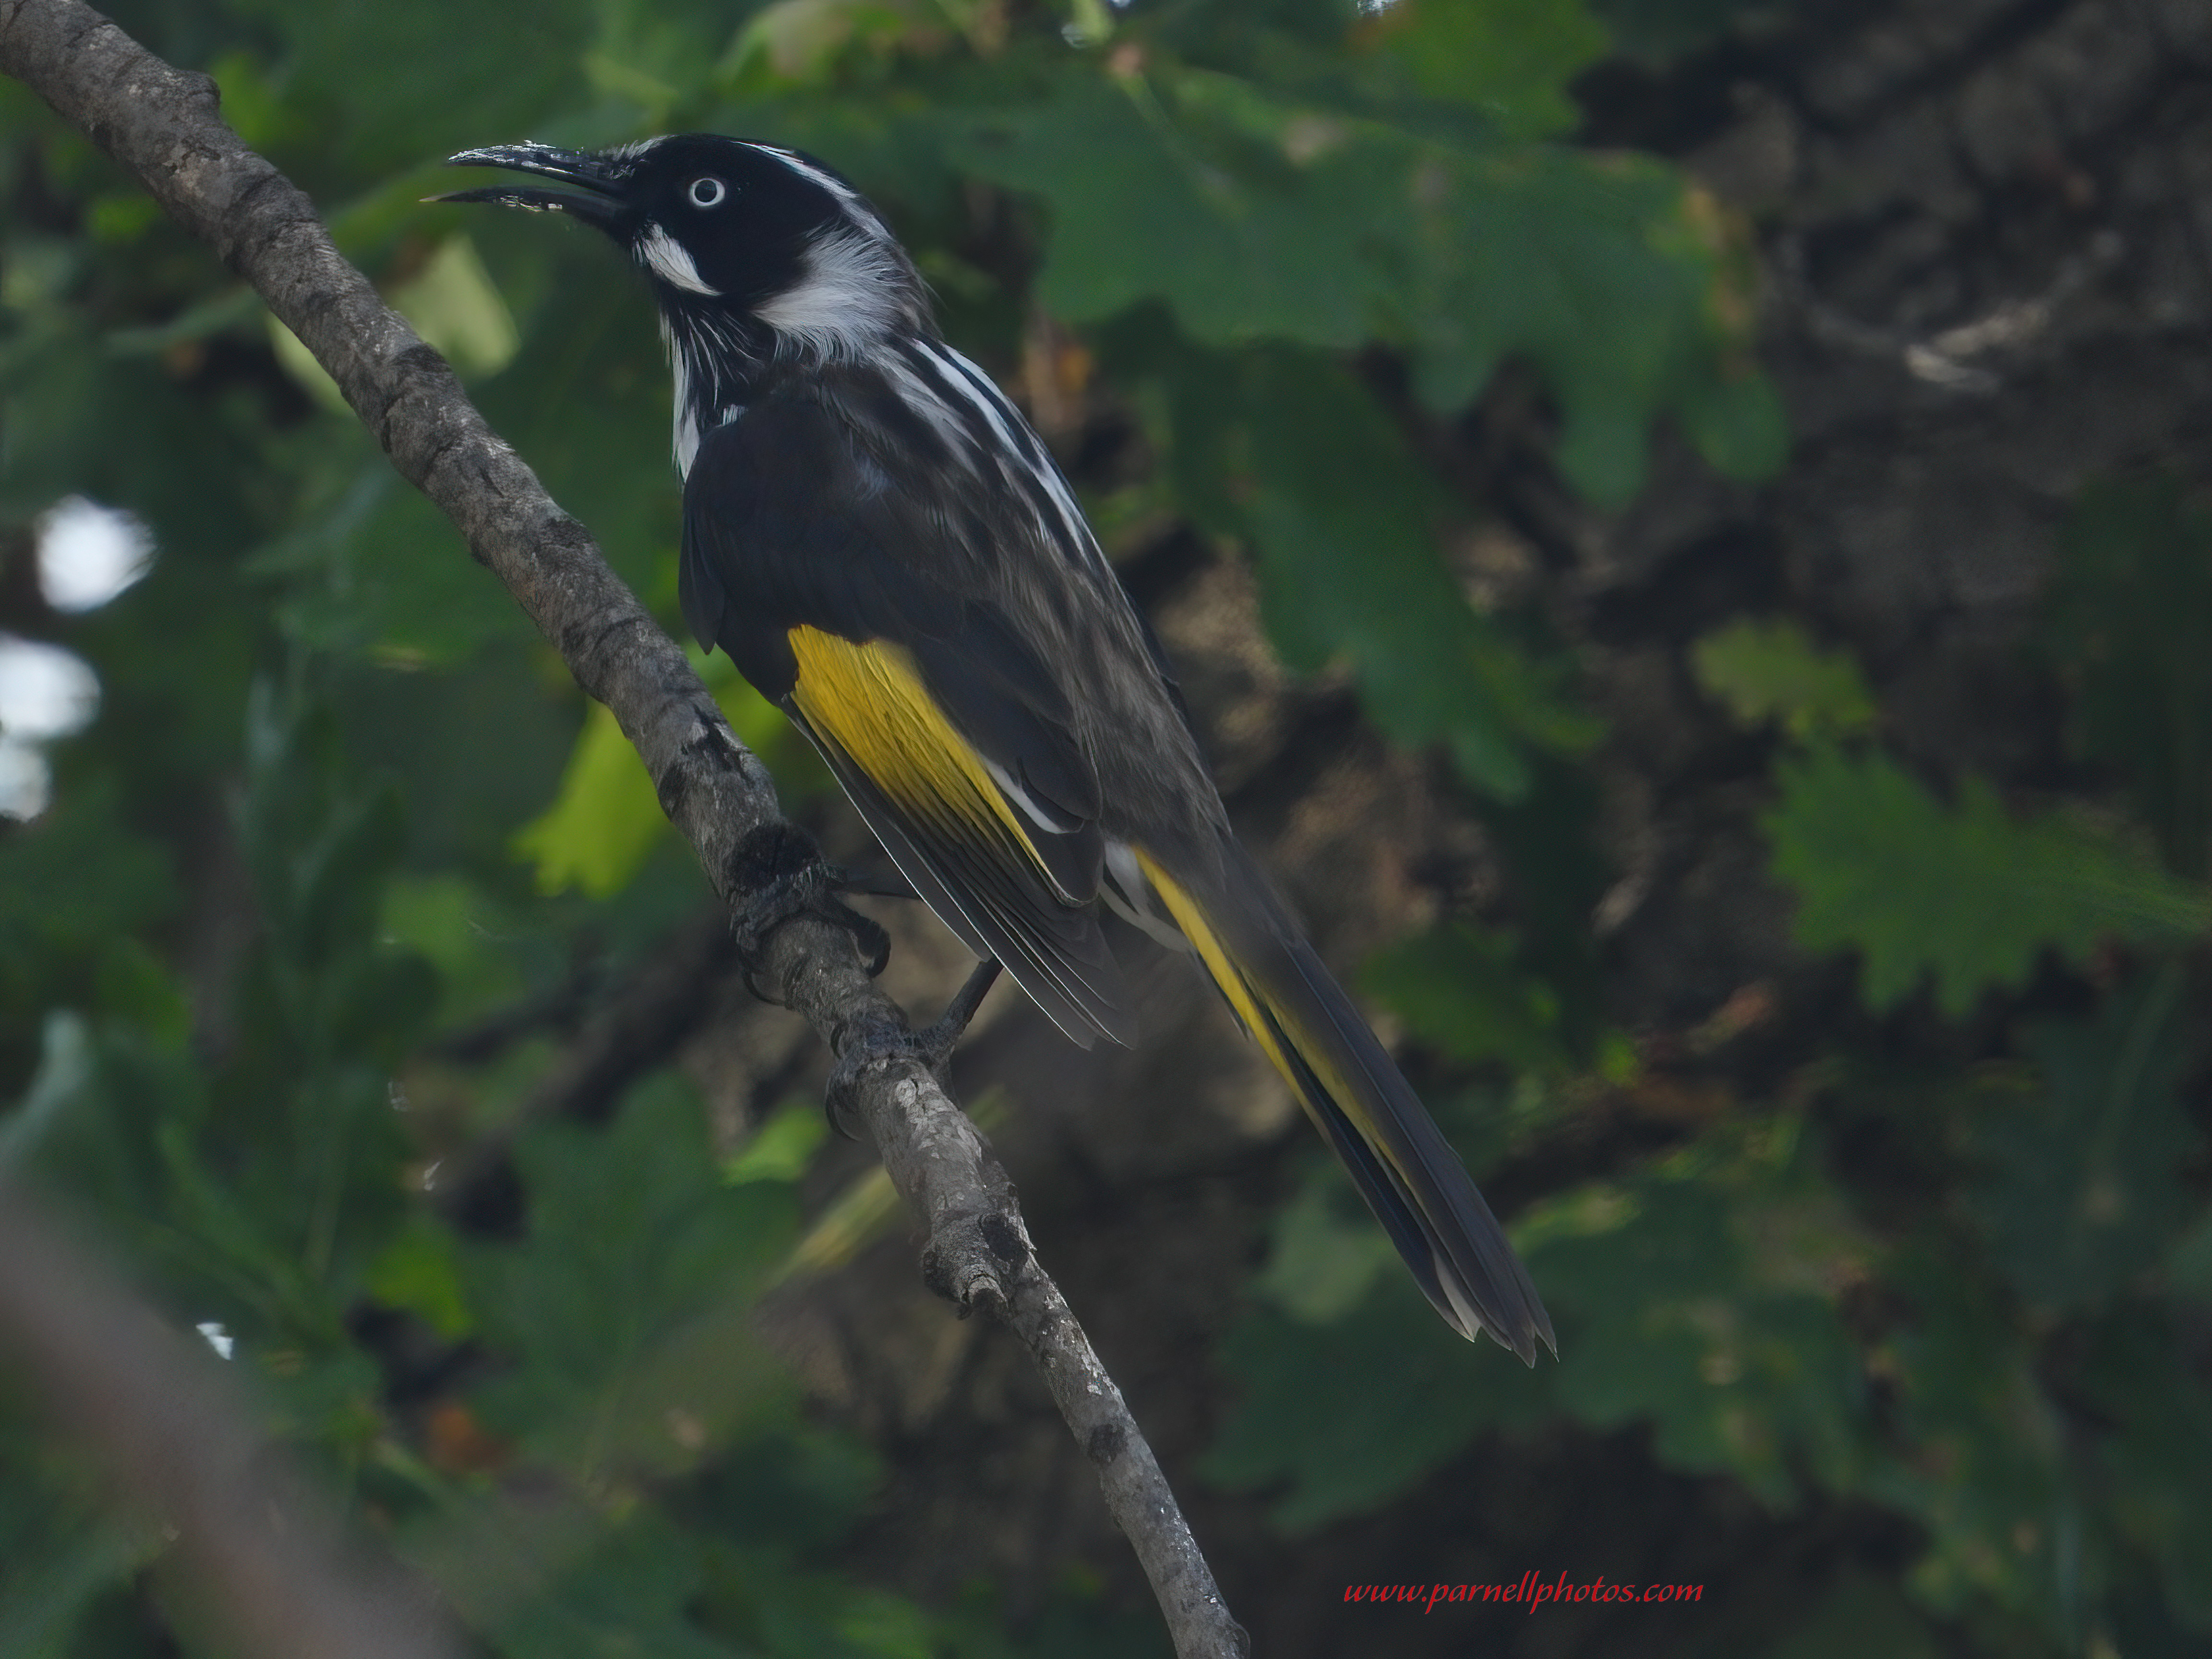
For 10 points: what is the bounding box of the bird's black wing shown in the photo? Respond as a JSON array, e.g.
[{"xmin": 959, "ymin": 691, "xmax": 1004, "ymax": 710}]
[{"xmin": 680, "ymin": 392, "xmax": 1134, "ymax": 1047}]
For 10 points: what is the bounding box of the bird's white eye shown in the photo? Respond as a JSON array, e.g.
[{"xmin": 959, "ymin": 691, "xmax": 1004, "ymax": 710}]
[{"xmin": 687, "ymin": 177, "xmax": 727, "ymax": 209}]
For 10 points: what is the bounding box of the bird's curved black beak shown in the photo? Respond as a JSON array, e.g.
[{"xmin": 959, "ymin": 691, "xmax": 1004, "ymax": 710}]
[{"xmin": 434, "ymin": 144, "xmax": 628, "ymax": 230}]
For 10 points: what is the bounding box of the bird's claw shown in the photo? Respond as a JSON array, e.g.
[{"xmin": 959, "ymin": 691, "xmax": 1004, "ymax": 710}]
[{"xmin": 729, "ymin": 825, "xmax": 893, "ymax": 995}]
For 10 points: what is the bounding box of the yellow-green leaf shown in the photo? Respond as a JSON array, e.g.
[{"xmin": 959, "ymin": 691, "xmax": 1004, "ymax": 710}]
[{"xmin": 1693, "ymin": 617, "xmax": 1878, "ymax": 740}]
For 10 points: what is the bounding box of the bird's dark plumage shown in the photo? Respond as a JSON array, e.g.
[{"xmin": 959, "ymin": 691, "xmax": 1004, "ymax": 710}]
[{"xmin": 442, "ymin": 133, "xmax": 1554, "ymax": 1360}]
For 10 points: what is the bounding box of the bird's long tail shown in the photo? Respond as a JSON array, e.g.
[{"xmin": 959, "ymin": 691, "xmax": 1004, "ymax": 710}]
[{"xmin": 1134, "ymin": 845, "xmax": 1554, "ymax": 1362}]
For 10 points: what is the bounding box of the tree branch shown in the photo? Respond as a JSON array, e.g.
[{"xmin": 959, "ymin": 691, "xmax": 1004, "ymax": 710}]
[
  {"xmin": 0, "ymin": 3, "xmax": 1245, "ymax": 1654},
  {"xmin": 0, "ymin": 1182, "xmax": 465, "ymax": 1659}
]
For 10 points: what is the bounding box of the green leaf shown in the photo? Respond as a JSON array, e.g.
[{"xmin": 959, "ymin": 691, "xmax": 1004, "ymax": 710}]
[
  {"xmin": 1527, "ymin": 1130, "xmax": 1867, "ymax": 1504},
  {"xmin": 367, "ymin": 1215, "xmax": 476, "ymax": 1340},
  {"xmin": 1587, "ymin": 0, "xmax": 1770, "ymax": 59},
  {"xmin": 515, "ymin": 658, "xmax": 823, "ymax": 899},
  {"xmin": 514, "ymin": 700, "xmax": 666, "ymax": 900},
  {"xmin": 0, "ymin": 777, "xmax": 174, "ymax": 959},
  {"xmin": 481, "ymin": 1514, "xmax": 743, "ymax": 1659},
  {"xmin": 222, "ymin": 0, "xmax": 601, "ymax": 174},
  {"xmin": 2042, "ymin": 476, "xmax": 2212, "ymax": 876},
  {"xmin": 392, "ymin": 234, "xmax": 521, "ymax": 380},
  {"xmin": 691, "ymin": 1425, "xmax": 884, "ymax": 1554},
  {"xmin": 1692, "ymin": 616, "xmax": 1878, "ymax": 739},
  {"xmin": 1361, "ymin": 920, "xmax": 1568, "ymax": 1072},
  {"xmin": 956, "ymin": 62, "xmax": 1785, "ymax": 505},
  {"xmin": 700, "ymin": 1541, "xmax": 947, "ymax": 1659},
  {"xmin": 1767, "ymin": 744, "xmax": 2212, "ymax": 1016},
  {"xmin": 1145, "ymin": 345, "xmax": 1595, "ymax": 797},
  {"xmin": 0, "ymin": 1013, "xmax": 95, "ymax": 1170},
  {"xmin": 1397, "ymin": 148, "xmax": 1780, "ymax": 501},
  {"xmin": 288, "ymin": 781, "xmax": 410, "ymax": 968},
  {"xmin": 251, "ymin": 1341, "xmax": 388, "ymax": 1459},
  {"xmin": 206, "ymin": 49, "xmax": 303, "ymax": 153},
  {"xmin": 723, "ymin": 1101, "xmax": 830, "ymax": 1187},
  {"xmin": 254, "ymin": 458, "xmax": 533, "ymax": 663},
  {"xmin": 0, "ymin": 1513, "xmax": 153, "ymax": 1659},
  {"xmin": 726, "ymin": 0, "xmax": 938, "ymax": 89},
  {"xmin": 378, "ymin": 873, "xmax": 531, "ymax": 1027},
  {"xmin": 464, "ymin": 1074, "xmax": 797, "ymax": 1475},
  {"xmin": 1202, "ymin": 1273, "xmax": 1540, "ymax": 1531},
  {"xmin": 1238, "ymin": 354, "xmax": 1568, "ymax": 794},
  {"xmin": 2085, "ymin": 1312, "xmax": 2212, "ymax": 1632},
  {"xmin": 1210, "ymin": 1116, "xmax": 1867, "ymax": 1526},
  {"xmin": 1965, "ymin": 968, "xmax": 2201, "ymax": 1311},
  {"xmin": 1362, "ymin": 0, "xmax": 1609, "ymax": 138},
  {"xmin": 1866, "ymin": 1244, "xmax": 2068, "ymax": 1622},
  {"xmin": 1677, "ymin": 356, "xmax": 1789, "ymax": 481},
  {"xmin": 956, "ymin": 69, "xmax": 1388, "ymax": 348},
  {"xmin": 1248, "ymin": 1166, "xmax": 1401, "ymax": 1323}
]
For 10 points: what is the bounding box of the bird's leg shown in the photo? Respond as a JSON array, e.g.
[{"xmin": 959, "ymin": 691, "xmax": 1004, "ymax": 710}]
[
  {"xmin": 913, "ymin": 958, "xmax": 1004, "ymax": 1067},
  {"xmin": 822, "ymin": 958, "xmax": 1003, "ymax": 1137},
  {"xmin": 834, "ymin": 865, "xmax": 921, "ymax": 902},
  {"xmin": 729, "ymin": 822, "xmax": 893, "ymax": 987}
]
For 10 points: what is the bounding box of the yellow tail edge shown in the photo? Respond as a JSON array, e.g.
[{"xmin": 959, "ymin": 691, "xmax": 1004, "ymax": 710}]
[{"xmin": 1133, "ymin": 849, "xmax": 1363, "ymax": 1143}]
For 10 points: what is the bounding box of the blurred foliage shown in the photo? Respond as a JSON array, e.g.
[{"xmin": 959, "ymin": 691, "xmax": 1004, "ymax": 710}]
[
  {"xmin": 1767, "ymin": 744, "xmax": 2208, "ymax": 1016},
  {"xmin": 514, "ymin": 649, "xmax": 825, "ymax": 898},
  {"xmin": 1691, "ymin": 615, "xmax": 1877, "ymax": 741},
  {"xmin": 1213, "ymin": 471, "xmax": 2212, "ymax": 1655},
  {"xmin": 0, "ymin": 0, "xmax": 2205, "ymax": 1657},
  {"xmin": 1586, "ymin": 0, "xmax": 1779, "ymax": 59},
  {"xmin": 1702, "ymin": 613, "xmax": 2211, "ymax": 1012},
  {"xmin": 2043, "ymin": 478, "xmax": 2212, "ymax": 878}
]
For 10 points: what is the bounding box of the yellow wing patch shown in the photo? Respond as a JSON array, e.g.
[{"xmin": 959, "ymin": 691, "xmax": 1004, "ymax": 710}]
[{"xmin": 786, "ymin": 625, "xmax": 1047, "ymax": 870}]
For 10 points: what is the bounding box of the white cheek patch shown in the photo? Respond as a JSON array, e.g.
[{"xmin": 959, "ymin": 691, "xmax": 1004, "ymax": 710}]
[
  {"xmin": 637, "ymin": 223, "xmax": 718, "ymax": 296},
  {"xmin": 754, "ymin": 231, "xmax": 902, "ymax": 351}
]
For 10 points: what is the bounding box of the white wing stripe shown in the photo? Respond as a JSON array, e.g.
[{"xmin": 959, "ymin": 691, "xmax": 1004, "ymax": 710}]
[{"xmin": 898, "ymin": 339, "xmax": 1113, "ymax": 583}]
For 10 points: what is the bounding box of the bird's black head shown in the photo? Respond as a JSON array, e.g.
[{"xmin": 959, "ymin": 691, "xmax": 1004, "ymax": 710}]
[{"xmin": 439, "ymin": 134, "xmax": 926, "ymax": 350}]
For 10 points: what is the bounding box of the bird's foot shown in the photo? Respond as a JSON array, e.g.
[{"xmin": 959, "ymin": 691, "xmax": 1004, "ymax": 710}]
[
  {"xmin": 729, "ymin": 823, "xmax": 893, "ymax": 992},
  {"xmin": 823, "ymin": 959, "xmax": 1003, "ymax": 1137}
]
